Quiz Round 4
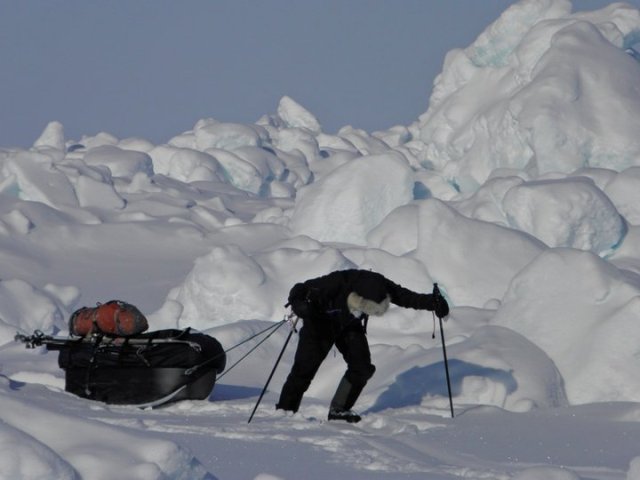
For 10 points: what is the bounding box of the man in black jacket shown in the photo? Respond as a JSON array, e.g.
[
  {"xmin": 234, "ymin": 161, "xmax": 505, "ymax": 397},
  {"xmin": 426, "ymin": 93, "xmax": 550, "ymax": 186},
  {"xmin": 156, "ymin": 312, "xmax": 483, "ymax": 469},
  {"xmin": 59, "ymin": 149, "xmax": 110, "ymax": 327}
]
[{"xmin": 276, "ymin": 269, "xmax": 449, "ymax": 423}]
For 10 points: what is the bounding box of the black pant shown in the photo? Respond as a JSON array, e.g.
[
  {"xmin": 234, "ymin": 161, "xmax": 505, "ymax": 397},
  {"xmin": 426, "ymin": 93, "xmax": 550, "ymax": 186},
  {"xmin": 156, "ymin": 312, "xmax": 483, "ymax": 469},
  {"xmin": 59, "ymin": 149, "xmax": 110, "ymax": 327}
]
[{"xmin": 276, "ymin": 321, "xmax": 375, "ymax": 412}]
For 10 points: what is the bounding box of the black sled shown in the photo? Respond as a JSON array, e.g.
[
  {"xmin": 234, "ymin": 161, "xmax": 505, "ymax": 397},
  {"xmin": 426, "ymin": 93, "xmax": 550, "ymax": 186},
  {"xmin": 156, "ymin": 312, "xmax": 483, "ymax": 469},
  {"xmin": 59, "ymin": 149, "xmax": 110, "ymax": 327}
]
[{"xmin": 16, "ymin": 328, "xmax": 226, "ymax": 408}]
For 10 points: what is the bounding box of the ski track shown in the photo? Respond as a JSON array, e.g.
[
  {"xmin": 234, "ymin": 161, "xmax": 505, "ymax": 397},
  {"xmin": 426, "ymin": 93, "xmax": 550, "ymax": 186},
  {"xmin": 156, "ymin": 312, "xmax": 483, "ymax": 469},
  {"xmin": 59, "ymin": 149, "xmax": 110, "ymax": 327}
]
[
  {"xmin": 7, "ymin": 381, "xmax": 637, "ymax": 479},
  {"xmin": 84, "ymin": 398, "xmax": 520, "ymax": 479},
  {"xmin": 80, "ymin": 397, "xmax": 634, "ymax": 480}
]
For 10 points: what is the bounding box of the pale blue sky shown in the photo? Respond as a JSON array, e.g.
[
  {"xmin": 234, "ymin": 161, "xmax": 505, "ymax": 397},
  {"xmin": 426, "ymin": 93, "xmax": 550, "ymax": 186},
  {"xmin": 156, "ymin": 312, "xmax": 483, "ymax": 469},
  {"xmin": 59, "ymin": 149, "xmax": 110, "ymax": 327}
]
[{"xmin": 1, "ymin": 0, "xmax": 638, "ymax": 147}]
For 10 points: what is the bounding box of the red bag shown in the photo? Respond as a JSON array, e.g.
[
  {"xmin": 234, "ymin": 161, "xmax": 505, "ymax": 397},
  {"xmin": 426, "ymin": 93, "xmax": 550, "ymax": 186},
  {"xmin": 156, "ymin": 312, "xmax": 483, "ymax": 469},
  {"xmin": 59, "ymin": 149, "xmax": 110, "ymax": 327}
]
[{"xmin": 69, "ymin": 300, "xmax": 149, "ymax": 337}]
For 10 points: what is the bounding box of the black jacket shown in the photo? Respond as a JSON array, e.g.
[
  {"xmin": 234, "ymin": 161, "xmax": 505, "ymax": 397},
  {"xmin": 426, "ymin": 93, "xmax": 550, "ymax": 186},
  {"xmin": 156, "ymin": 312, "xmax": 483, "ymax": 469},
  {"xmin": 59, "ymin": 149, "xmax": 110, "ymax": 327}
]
[{"xmin": 288, "ymin": 269, "xmax": 444, "ymax": 330}]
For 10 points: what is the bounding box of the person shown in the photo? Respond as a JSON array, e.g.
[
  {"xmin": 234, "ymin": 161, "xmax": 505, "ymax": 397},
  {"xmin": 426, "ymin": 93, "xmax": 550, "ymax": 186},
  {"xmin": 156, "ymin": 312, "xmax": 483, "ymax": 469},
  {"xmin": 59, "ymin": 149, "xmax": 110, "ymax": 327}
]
[{"xmin": 276, "ymin": 269, "xmax": 449, "ymax": 423}]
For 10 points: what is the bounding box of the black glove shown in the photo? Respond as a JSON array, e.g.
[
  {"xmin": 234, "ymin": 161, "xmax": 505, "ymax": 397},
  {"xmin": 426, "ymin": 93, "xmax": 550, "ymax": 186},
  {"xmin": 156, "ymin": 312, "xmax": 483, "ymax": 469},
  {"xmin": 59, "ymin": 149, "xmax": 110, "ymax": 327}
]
[{"xmin": 434, "ymin": 294, "xmax": 449, "ymax": 319}]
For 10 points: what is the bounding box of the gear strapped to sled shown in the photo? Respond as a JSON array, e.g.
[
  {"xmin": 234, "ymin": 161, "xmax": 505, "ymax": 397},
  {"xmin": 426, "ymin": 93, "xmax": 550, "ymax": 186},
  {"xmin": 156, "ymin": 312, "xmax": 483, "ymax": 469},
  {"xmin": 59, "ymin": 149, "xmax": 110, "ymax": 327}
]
[
  {"xmin": 17, "ymin": 303, "xmax": 226, "ymax": 408},
  {"xmin": 69, "ymin": 300, "xmax": 149, "ymax": 337}
]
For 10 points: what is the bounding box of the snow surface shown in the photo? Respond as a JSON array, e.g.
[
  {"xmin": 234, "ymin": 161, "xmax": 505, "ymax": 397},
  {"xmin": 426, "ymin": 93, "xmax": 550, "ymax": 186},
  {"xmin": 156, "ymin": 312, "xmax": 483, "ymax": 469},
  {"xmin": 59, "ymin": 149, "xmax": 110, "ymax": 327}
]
[{"xmin": 3, "ymin": 0, "xmax": 640, "ymax": 478}]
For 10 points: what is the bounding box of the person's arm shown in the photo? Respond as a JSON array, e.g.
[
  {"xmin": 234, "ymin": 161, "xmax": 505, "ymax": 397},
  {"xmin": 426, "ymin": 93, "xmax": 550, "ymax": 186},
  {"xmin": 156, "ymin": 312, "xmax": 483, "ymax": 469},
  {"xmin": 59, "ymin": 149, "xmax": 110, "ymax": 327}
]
[
  {"xmin": 288, "ymin": 282, "xmax": 312, "ymax": 318},
  {"xmin": 386, "ymin": 280, "xmax": 449, "ymax": 317}
]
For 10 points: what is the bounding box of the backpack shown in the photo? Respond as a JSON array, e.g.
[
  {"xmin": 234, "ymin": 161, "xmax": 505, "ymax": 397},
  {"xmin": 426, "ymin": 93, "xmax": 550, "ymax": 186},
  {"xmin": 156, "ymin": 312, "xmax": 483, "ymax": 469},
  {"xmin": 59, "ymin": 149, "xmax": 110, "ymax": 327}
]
[{"xmin": 69, "ymin": 300, "xmax": 149, "ymax": 337}]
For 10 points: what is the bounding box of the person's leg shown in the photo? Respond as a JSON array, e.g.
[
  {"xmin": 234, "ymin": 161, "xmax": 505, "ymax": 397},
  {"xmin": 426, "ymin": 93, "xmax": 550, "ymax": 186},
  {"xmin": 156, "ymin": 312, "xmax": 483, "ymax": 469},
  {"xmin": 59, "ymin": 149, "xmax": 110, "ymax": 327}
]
[
  {"xmin": 276, "ymin": 324, "xmax": 333, "ymax": 413},
  {"xmin": 329, "ymin": 328, "xmax": 376, "ymax": 417}
]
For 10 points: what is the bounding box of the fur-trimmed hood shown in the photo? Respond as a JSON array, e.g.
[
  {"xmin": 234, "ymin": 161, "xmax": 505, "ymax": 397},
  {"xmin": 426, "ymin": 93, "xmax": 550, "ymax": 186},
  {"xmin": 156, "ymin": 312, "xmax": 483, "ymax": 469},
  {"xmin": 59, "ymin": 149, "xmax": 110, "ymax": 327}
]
[{"xmin": 347, "ymin": 291, "xmax": 390, "ymax": 317}]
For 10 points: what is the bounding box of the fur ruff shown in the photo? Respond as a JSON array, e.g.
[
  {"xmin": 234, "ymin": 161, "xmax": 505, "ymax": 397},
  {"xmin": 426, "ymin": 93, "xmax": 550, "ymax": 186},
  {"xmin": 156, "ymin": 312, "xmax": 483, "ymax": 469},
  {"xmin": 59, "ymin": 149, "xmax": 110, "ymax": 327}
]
[{"xmin": 347, "ymin": 292, "xmax": 390, "ymax": 317}]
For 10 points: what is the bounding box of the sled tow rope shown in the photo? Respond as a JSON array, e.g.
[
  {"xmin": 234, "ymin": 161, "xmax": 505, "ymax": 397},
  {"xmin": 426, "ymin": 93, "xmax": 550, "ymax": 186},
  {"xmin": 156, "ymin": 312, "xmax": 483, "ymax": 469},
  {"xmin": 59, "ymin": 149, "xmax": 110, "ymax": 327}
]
[{"xmin": 185, "ymin": 318, "xmax": 289, "ymax": 377}]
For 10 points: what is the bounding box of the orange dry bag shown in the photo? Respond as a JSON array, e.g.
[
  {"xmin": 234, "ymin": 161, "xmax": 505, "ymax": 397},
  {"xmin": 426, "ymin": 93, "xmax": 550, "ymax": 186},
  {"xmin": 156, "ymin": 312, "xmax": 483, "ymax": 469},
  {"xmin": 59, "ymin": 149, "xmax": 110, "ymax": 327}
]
[{"xmin": 69, "ymin": 300, "xmax": 149, "ymax": 337}]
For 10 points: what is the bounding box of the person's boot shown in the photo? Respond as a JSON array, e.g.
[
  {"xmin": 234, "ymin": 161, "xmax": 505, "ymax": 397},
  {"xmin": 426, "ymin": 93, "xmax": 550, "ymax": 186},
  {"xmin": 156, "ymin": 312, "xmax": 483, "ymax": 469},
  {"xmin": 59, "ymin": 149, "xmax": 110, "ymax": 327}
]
[
  {"xmin": 328, "ymin": 407, "xmax": 361, "ymax": 423},
  {"xmin": 328, "ymin": 376, "xmax": 365, "ymax": 423}
]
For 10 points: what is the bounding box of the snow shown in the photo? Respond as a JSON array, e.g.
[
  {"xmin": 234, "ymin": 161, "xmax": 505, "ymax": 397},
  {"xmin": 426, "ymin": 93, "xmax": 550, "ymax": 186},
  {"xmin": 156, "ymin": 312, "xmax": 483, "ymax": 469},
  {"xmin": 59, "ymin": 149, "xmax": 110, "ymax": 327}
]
[
  {"xmin": 502, "ymin": 176, "xmax": 625, "ymax": 253},
  {"xmin": 3, "ymin": 0, "xmax": 640, "ymax": 478},
  {"xmin": 289, "ymin": 152, "xmax": 414, "ymax": 245}
]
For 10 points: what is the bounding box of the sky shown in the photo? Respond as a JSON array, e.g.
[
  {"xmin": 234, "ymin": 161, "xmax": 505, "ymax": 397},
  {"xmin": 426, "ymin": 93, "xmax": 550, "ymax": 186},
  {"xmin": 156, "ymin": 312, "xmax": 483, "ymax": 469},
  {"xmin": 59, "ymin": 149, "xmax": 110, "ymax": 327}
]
[{"xmin": 2, "ymin": 0, "xmax": 638, "ymax": 149}]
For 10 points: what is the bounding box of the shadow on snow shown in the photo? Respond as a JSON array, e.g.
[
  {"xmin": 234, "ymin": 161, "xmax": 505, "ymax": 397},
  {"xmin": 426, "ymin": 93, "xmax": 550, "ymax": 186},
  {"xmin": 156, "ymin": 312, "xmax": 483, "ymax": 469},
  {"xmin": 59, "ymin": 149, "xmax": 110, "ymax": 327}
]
[
  {"xmin": 366, "ymin": 359, "xmax": 517, "ymax": 413},
  {"xmin": 210, "ymin": 383, "xmax": 262, "ymax": 401}
]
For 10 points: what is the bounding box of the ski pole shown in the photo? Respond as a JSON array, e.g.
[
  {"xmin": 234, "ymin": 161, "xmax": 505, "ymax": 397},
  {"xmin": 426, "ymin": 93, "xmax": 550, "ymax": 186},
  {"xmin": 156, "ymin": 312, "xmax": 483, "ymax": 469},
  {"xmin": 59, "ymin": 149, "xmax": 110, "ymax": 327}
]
[
  {"xmin": 248, "ymin": 313, "xmax": 299, "ymax": 423},
  {"xmin": 433, "ymin": 283, "xmax": 454, "ymax": 418}
]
